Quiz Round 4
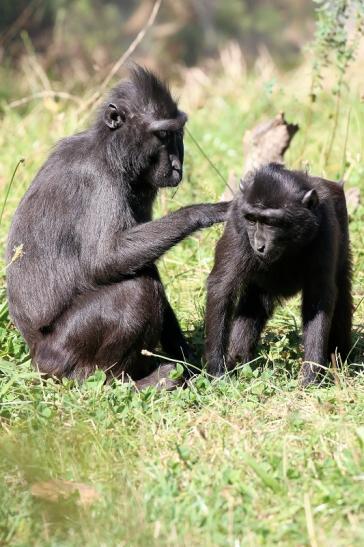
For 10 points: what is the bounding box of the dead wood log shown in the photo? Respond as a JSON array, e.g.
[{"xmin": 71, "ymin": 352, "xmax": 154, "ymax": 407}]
[{"xmin": 222, "ymin": 112, "xmax": 299, "ymax": 200}]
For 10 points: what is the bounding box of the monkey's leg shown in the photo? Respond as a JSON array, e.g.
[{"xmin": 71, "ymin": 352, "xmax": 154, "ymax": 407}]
[
  {"xmin": 33, "ymin": 278, "xmax": 166, "ymax": 382},
  {"xmin": 300, "ymin": 282, "xmax": 336, "ymax": 387},
  {"xmin": 328, "ymin": 267, "xmax": 353, "ymax": 364},
  {"xmin": 227, "ymin": 288, "xmax": 274, "ymax": 368},
  {"xmin": 160, "ymin": 297, "xmax": 190, "ymax": 361}
]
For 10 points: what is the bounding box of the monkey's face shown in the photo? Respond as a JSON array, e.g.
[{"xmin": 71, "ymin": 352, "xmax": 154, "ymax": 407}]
[
  {"xmin": 243, "ymin": 216, "xmax": 292, "ymax": 263},
  {"xmin": 103, "ymin": 101, "xmax": 187, "ymax": 188},
  {"xmin": 243, "ymin": 210, "xmax": 319, "ymax": 264},
  {"xmin": 143, "ymin": 128, "xmax": 185, "ymax": 188},
  {"xmin": 238, "ymin": 173, "xmax": 320, "ymax": 264}
]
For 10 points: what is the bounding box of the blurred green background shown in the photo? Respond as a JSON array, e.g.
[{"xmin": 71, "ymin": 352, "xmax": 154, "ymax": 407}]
[{"xmin": 1, "ymin": 0, "xmax": 314, "ymax": 97}]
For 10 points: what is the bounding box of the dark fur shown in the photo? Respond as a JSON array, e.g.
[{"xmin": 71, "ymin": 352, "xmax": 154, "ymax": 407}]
[
  {"xmin": 6, "ymin": 66, "xmax": 229, "ymax": 387},
  {"xmin": 205, "ymin": 163, "xmax": 352, "ymax": 386}
]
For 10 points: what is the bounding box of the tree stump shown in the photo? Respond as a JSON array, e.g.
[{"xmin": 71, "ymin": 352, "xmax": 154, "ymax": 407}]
[{"xmin": 222, "ymin": 112, "xmax": 299, "ymax": 200}]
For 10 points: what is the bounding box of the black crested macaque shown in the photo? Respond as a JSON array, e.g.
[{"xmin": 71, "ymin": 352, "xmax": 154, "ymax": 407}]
[
  {"xmin": 205, "ymin": 163, "xmax": 352, "ymax": 386},
  {"xmin": 7, "ymin": 66, "xmax": 230, "ymax": 389}
]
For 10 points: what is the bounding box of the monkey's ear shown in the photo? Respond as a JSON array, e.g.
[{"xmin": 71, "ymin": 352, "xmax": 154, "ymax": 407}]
[
  {"xmin": 302, "ymin": 189, "xmax": 318, "ymax": 209},
  {"xmin": 104, "ymin": 103, "xmax": 126, "ymax": 130},
  {"xmin": 240, "ymin": 172, "xmax": 255, "ymax": 193},
  {"xmin": 239, "ymin": 178, "xmax": 246, "ymax": 193}
]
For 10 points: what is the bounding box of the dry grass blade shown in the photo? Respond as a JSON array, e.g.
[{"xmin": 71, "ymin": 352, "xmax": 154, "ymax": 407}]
[
  {"xmin": 8, "ymin": 90, "xmax": 81, "ymax": 109},
  {"xmin": 31, "ymin": 480, "xmax": 101, "ymax": 507},
  {"xmin": 0, "ymin": 158, "xmax": 24, "ymax": 227},
  {"xmin": 242, "ymin": 452, "xmax": 282, "ymax": 493},
  {"xmin": 304, "ymin": 493, "xmax": 318, "ymax": 547},
  {"xmin": 186, "ymin": 127, "xmax": 231, "ymax": 191}
]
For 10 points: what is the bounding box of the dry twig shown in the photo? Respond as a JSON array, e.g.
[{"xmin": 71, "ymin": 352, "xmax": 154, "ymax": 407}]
[
  {"xmin": 79, "ymin": 0, "xmax": 162, "ymax": 115},
  {"xmin": 8, "ymin": 90, "xmax": 81, "ymax": 108}
]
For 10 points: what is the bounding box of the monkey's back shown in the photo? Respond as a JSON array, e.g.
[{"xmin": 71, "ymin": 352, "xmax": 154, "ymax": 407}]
[
  {"xmin": 6, "ymin": 133, "xmax": 123, "ymax": 341},
  {"xmin": 311, "ymin": 177, "xmax": 350, "ymax": 271}
]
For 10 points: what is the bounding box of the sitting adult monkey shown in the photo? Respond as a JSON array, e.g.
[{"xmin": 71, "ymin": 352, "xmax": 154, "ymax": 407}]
[
  {"xmin": 7, "ymin": 66, "xmax": 230, "ymax": 389},
  {"xmin": 205, "ymin": 163, "xmax": 352, "ymax": 386}
]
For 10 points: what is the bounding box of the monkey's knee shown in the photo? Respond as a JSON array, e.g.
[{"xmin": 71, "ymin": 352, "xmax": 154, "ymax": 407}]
[
  {"xmin": 33, "ymin": 338, "xmax": 77, "ymax": 379},
  {"xmin": 227, "ymin": 338, "xmax": 252, "ymax": 369},
  {"xmin": 34, "ymin": 341, "xmax": 97, "ymax": 381}
]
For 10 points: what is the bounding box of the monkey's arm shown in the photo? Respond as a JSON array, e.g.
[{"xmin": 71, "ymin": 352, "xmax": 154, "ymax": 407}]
[
  {"xmin": 204, "ymin": 229, "xmax": 242, "ymax": 376},
  {"xmin": 92, "ymin": 201, "xmax": 230, "ymax": 280}
]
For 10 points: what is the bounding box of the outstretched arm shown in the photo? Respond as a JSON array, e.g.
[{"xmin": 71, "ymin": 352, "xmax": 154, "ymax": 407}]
[{"xmin": 91, "ymin": 201, "xmax": 230, "ymax": 282}]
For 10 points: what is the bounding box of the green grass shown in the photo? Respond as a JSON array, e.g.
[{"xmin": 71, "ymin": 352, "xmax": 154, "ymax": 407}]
[{"xmin": 0, "ymin": 55, "xmax": 363, "ymax": 546}]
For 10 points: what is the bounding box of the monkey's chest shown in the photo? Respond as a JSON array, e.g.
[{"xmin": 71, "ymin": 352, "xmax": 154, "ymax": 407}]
[{"xmin": 254, "ymin": 264, "xmax": 303, "ymax": 298}]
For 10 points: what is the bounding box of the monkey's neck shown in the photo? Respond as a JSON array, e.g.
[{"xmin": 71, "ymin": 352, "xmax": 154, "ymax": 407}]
[{"xmin": 126, "ymin": 178, "xmax": 157, "ymax": 224}]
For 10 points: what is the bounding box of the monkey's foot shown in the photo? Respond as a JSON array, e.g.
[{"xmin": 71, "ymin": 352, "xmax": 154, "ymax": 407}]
[
  {"xmin": 134, "ymin": 364, "xmax": 184, "ymax": 391},
  {"xmin": 298, "ymin": 362, "xmax": 322, "ymax": 388}
]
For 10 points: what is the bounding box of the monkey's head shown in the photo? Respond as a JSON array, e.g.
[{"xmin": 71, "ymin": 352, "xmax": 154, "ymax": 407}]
[
  {"xmin": 237, "ymin": 164, "xmax": 320, "ymax": 264},
  {"xmin": 99, "ymin": 65, "xmax": 187, "ymax": 187}
]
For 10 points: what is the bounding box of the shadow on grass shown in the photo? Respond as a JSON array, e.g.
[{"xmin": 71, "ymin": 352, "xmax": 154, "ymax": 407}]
[{"xmin": 185, "ymin": 319, "xmax": 364, "ymax": 382}]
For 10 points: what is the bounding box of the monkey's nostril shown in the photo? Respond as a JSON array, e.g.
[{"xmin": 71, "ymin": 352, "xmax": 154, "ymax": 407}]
[{"xmin": 256, "ymin": 244, "xmax": 265, "ymax": 253}]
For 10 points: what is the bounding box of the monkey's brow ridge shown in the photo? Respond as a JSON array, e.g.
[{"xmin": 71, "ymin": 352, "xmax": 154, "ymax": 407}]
[{"xmin": 148, "ymin": 111, "xmax": 188, "ymax": 132}]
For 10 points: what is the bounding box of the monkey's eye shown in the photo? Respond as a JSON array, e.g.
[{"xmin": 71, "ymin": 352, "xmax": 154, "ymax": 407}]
[
  {"xmin": 155, "ymin": 130, "xmax": 168, "ymax": 140},
  {"xmin": 245, "ymin": 216, "xmax": 256, "ymax": 225}
]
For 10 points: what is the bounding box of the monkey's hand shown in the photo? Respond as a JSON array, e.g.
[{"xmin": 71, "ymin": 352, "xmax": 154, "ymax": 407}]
[{"xmin": 193, "ymin": 201, "xmax": 232, "ymax": 228}]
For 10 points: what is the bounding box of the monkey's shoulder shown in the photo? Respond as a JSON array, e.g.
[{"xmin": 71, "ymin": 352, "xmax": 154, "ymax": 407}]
[{"xmin": 311, "ymin": 177, "xmax": 347, "ymax": 218}]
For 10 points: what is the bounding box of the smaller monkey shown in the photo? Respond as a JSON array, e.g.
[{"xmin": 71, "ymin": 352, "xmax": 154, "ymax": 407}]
[{"xmin": 205, "ymin": 163, "xmax": 352, "ymax": 386}]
